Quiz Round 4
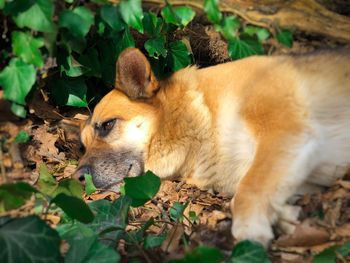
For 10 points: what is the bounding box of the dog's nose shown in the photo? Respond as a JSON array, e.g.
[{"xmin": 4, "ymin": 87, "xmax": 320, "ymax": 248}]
[{"xmin": 73, "ymin": 165, "xmax": 92, "ymax": 183}]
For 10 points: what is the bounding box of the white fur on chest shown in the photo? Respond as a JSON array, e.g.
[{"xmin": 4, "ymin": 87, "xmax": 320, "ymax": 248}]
[{"xmin": 214, "ymin": 99, "xmax": 257, "ymax": 194}]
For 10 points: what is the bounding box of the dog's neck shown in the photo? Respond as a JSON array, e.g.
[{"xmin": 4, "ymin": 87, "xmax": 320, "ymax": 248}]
[{"xmin": 145, "ymin": 68, "xmax": 215, "ymax": 181}]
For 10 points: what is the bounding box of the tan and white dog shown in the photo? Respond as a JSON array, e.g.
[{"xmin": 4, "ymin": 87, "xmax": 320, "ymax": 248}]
[{"xmin": 76, "ymin": 47, "xmax": 350, "ymax": 246}]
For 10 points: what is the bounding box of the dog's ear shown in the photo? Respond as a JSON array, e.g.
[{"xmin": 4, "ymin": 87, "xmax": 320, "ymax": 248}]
[{"xmin": 115, "ymin": 48, "xmax": 159, "ymax": 99}]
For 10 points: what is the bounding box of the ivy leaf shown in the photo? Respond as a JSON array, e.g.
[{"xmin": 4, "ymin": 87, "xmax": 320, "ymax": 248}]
[
  {"xmin": 120, "ymin": 0, "xmax": 144, "ymax": 33},
  {"xmin": 143, "ymin": 12, "xmax": 162, "ymax": 37},
  {"xmin": 87, "ymin": 197, "xmax": 131, "ymax": 234},
  {"xmin": 15, "ymin": 130, "xmax": 30, "ymax": 143},
  {"xmin": 0, "ymin": 216, "xmax": 61, "ymax": 263},
  {"xmin": 312, "ymin": 248, "xmax": 336, "ymax": 263},
  {"xmin": 0, "ymin": 58, "xmax": 36, "ymax": 105},
  {"xmin": 144, "ymin": 234, "xmax": 167, "ymax": 249},
  {"xmin": 337, "ymin": 241, "xmax": 350, "ymax": 257},
  {"xmin": 51, "ymin": 193, "xmax": 94, "ymax": 224},
  {"xmin": 13, "ymin": 0, "xmax": 54, "ymax": 33},
  {"xmin": 12, "ymin": 31, "xmax": 44, "ymax": 67},
  {"xmin": 276, "ymin": 29, "xmax": 293, "ymax": 48},
  {"xmin": 0, "ymin": 182, "xmax": 37, "ymax": 212},
  {"xmin": 78, "ymin": 48, "xmax": 101, "ymax": 78},
  {"xmin": 84, "ymin": 174, "xmax": 97, "ymax": 195},
  {"xmin": 3, "ymin": 0, "xmax": 35, "ymax": 16},
  {"xmin": 37, "ymin": 163, "xmax": 58, "ymax": 196},
  {"xmin": 219, "ymin": 15, "xmax": 240, "ymax": 41},
  {"xmin": 231, "ymin": 240, "xmax": 271, "ymax": 263},
  {"xmin": 171, "ymin": 246, "xmax": 224, "ymax": 263},
  {"xmin": 228, "ymin": 35, "xmax": 264, "ymax": 60},
  {"xmin": 243, "ymin": 26, "xmax": 270, "ymax": 42},
  {"xmin": 59, "ymin": 6, "xmax": 94, "ymax": 38},
  {"xmin": 124, "ymin": 171, "xmax": 161, "ymax": 207},
  {"xmin": 145, "ymin": 36, "xmax": 167, "ymax": 59},
  {"xmin": 204, "ymin": 0, "xmax": 222, "ymax": 25},
  {"xmin": 57, "ymin": 48, "xmax": 85, "ymax": 77},
  {"xmin": 173, "ymin": 7, "xmax": 195, "ymax": 27},
  {"xmin": 168, "ymin": 41, "xmax": 192, "ymax": 72},
  {"xmin": 161, "ymin": 6, "xmax": 195, "ymax": 27},
  {"xmin": 51, "ymin": 77, "xmax": 88, "ymax": 107},
  {"xmin": 55, "ymin": 179, "xmax": 84, "ymax": 199},
  {"xmin": 59, "ymin": 223, "xmax": 120, "ymax": 263},
  {"xmin": 100, "ymin": 5, "xmax": 125, "ymax": 32},
  {"xmin": 10, "ymin": 103, "xmax": 27, "ymax": 118},
  {"xmin": 170, "ymin": 202, "xmax": 188, "ymax": 221}
]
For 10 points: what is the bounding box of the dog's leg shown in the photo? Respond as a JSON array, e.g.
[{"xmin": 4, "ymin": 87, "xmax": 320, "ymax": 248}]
[{"xmin": 231, "ymin": 135, "xmax": 317, "ymax": 246}]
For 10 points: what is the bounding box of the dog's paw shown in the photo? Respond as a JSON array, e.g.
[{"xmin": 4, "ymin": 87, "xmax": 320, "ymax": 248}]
[
  {"xmin": 275, "ymin": 205, "xmax": 301, "ymax": 234},
  {"xmin": 232, "ymin": 215, "xmax": 274, "ymax": 247}
]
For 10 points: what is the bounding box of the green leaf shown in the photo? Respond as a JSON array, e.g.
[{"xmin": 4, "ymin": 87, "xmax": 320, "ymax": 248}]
[
  {"xmin": 189, "ymin": 211, "xmax": 198, "ymax": 222},
  {"xmin": 143, "ymin": 12, "xmax": 162, "ymax": 37},
  {"xmin": 55, "ymin": 179, "xmax": 84, "ymax": 198},
  {"xmin": 312, "ymin": 248, "xmax": 336, "ymax": 263},
  {"xmin": 228, "ymin": 35, "xmax": 264, "ymax": 60},
  {"xmin": 161, "ymin": 6, "xmax": 195, "ymax": 27},
  {"xmin": 168, "ymin": 41, "xmax": 192, "ymax": 72},
  {"xmin": 0, "ymin": 216, "xmax": 61, "ymax": 263},
  {"xmin": 10, "ymin": 102, "xmax": 27, "ymax": 118},
  {"xmin": 144, "ymin": 234, "xmax": 167, "ymax": 249},
  {"xmin": 59, "ymin": 223, "xmax": 120, "ymax": 263},
  {"xmin": 84, "ymin": 174, "xmax": 97, "ymax": 195},
  {"xmin": 0, "ymin": 58, "xmax": 36, "ymax": 105},
  {"xmin": 57, "ymin": 48, "xmax": 85, "ymax": 77},
  {"xmin": 38, "ymin": 163, "xmax": 58, "ymax": 196},
  {"xmin": 173, "ymin": 7, "xmax": 195, "ymax": 27},
  {"xmin": 276, "ymin": 29, "xmax": 293, "ymax": 48},
  {"xmin": 145, "ymin": 36, "xmax": 167, "ymax": 59},
  {"xmin": 244, "ymin": 26, "xmax": 270, "ymax": 42},
  {"xmin": 124, "ymin": 171, "xmax": 161, "ymax": 207},
  {"xmin": 51, "ymin": 193, "xmax": 94, "ymax": 223},
  {"xmin": 171, "ymin": 246, "xmax": 224, "ymax": 263},
  {"xmin": 204, "ymin": 0, "xmax": 222, "ymax": 25},
  {"xmin": 59, "ymin": 6, "xmax": 94, "ymax": 38},
  {"xmin": 78, "ymin": 48, "xmax": 102, "ymax": 78},
  {"xmin": 12, "ymin": 31, "xmax": 44, "ymax": 67},
  {"xmin": 231, "ymin": 240, "xmax": 271, "ymax": 263},
  {"xmin": 337, "ymin": 241, "xmax": 350, "ymax": 257},
  {"xmin": 100, "ymin": 5, "xmax": 125, "ymax": 32},
  {"xmin": 219, "ymin": 15, "xmax": 240, "ymax": 41},
  {"xmin": 15, "ymin": 130, "xmax": 30, "ymax": 143},
  {"xmin": 51, "ymin": 77, "xmax": 88, "ymax": 107},
  {"xmin": 0, "ymin": 182, "xmax": 37, "ymax": 212},
  {"xmin": 0, "ymin": 0, "xmax": 4, "ymax": 9},
  {"xmin": 170, "ymin": 202, "xmax": 188, "ymax": 221},
  {"xmin": 13, "ymin": 0, "xmax": 54, "ymax": 32},
  {"xmin": 120, "ymin": 0, "xmax": 144, "ymax": 33},
  {"xmin": 88, "ymin": 197, "xmax": 131, "ymax": 233},
  {"xmin": 3, "ymin": 0, "xmax": 35, "ymax": 16}
]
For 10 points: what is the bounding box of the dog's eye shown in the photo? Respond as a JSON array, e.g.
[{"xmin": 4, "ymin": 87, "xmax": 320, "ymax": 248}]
[
  {"xmin": 102, "ymin": 119, "xmax": 116, "ymax": 131},
  {"xmin": 95, "ymin": 119, "xmax": 116, "ymax": 137}
]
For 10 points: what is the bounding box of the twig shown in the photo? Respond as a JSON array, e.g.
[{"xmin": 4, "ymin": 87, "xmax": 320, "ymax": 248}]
[
  {"xmin": 0, "ymin": 143, "xmax": 6, "ymax": 182},
  {"xmin": 10, "ymin": 142, "xmax": 24, "ymax": 169},
  {"xmin": 125, "ymin": 231, "xmax": 153, "ymax": 263}
]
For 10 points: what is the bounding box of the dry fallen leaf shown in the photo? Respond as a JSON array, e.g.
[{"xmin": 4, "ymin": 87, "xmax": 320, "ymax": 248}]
[
  {"xmin": 276, "ymin": 219, "xmax": 330, "ymax": 247},
  {"xmin": 31, "ymin": 125, "xmax": 65, "ymax": 163},
  {"xmin": 335, "ymin": 223, "xmax": 350, "ymax": 237},
  {"xmin": 161, "ymin": 224, "xmax": 184, "ymax": 253}
]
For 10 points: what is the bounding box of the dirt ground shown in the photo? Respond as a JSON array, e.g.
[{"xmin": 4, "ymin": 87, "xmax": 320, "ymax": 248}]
[{"xmin": 1, "ymin": 3, "xmax": 350, "ymax": 262}]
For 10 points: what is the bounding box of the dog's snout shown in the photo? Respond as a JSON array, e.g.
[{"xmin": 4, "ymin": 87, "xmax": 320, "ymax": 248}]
[{"xmin": 74, "ymin": 165, "xmax": 92, "ymax": 183}]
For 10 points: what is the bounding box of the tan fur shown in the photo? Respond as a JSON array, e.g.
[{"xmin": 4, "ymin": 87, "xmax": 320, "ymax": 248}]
[{"xmin": 79, "ymin": 48, "xmax": 350, "ymax": 246}]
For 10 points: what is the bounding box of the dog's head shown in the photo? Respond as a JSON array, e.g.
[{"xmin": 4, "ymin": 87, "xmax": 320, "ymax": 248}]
[{"xmin": 75, "ymin": 48, "xmax": 160, "ymax": 190}]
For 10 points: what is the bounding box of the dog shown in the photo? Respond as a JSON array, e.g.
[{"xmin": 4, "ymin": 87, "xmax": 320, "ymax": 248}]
[{"xmin": 75, "ymin": 47, "xmax": 350, "ymax": 246}]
